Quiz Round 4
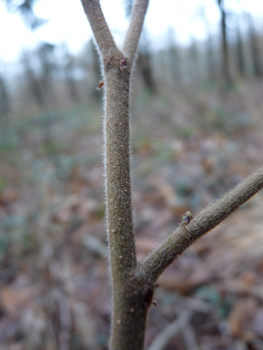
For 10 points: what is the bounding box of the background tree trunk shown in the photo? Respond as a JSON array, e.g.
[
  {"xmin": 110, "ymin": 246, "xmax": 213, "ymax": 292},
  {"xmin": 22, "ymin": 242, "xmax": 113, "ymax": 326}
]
[
  {"xmin": 247, "ymin": 13, "xmax": 263, "ymax": 78},
  {"xmin": 217, "ymin": 0, "xmax": 233, "ymax": 88}
]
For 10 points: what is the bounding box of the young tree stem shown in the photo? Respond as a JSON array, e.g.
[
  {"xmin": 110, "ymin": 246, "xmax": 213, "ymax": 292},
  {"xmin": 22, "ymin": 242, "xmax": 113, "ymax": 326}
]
[
  {"xmin": 80, "ymin": 1, "xmax": 150, "ymax": 349},
  {"xmin": 80, "ymin": 1, "xmax": 263, "ymax": 349}
]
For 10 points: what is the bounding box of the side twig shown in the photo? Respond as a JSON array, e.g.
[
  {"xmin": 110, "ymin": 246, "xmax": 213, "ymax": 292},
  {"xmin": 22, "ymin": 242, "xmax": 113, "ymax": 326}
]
[
  {"xmin": 81, "ymin": 0, "xmax": 119, "ymax": 59},
  {"xmin": 123, "ymin": 0, "xmax": 150, "ymax": 63},
  {"xmin": 143, "ymin": 166, "xmax": 263, "ymax": 282}
]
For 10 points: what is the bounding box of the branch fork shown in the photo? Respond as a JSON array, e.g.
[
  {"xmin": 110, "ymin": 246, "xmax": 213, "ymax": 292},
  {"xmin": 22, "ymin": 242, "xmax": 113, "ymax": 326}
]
[{"xmin": 80, "ymin": 1, "xmax": 263, "ymax": 349}]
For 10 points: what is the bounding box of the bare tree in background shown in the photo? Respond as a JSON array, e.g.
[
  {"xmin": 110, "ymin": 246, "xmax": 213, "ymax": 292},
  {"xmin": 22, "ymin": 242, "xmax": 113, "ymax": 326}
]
[
  {"xmin": 0, "ymin": 74, "xmax": 10, "ymax": 116},
  {"xmin": 235, "ymin": 15, "xmax": 246, "ymax": 77},
  {"xmin": 189, "ymin": 38, "xmax": 200, "ymax": 83},
  {"xmin": 38, "ymin": 43, "xmax": 57, "ymax": 102},
  {"xmin": 200, "ymin": 6, "xmax": 217, "ymax": 82},
  {"xmin": 217, "ymin": 0, "xmax": 233, "ymax": 88},
  {"xmin": 62, "ymin": 45, "xmax": 80, "ymax": 103},
  {"xmin": 247, "ymin": 12, "xmax": 263, "ymax": 78},
  {"xmin": 137, "ymin": 32, "xmax": 156, "ymax": 93},
  {"xmin": 21, "ymin": 44, "xmax": 57, "ymax": 109},
  {"xmin": 22, "ymin": 51, "xmax": 45, "ymax": 107},
  {"xmin": 3, "ymin": 0, "xmax": 47, "ymax": 29},
  {"xmin": 0, "ymin": 72, "xmax": 11, "ymax": 147},
  {"xmin": 167, "ymin": 28, "xmax": 182, "ymax": 86}
]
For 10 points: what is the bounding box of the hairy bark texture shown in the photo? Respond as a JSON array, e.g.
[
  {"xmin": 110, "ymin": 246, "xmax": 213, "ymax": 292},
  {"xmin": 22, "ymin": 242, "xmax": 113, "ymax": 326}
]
[
  {"xmin": 80, "ymin": 1, "xmax": 150, "ymax": 349},
  {"xmin": 80, "ymin": 1, "xmax": 263, "ymax": 349}
]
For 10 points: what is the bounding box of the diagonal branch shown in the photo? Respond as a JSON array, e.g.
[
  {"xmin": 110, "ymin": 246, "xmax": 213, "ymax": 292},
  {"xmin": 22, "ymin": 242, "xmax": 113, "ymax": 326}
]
[
  {"xmin": 123, "ymin": 0, "xmax": 150, "ymax": 63},
  {"xmin": 80, "ymin": 0, "xmax": 120, "ymax": 59},
  {"xmin": 143, "ymin": 166, "xmax": 263, "ymax": 282}
]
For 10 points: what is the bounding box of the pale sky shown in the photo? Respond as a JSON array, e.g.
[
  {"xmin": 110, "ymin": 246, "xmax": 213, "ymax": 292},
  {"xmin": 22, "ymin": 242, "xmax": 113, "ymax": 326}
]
[{"xmin": 0, "ymin": 0, "xmax": 263, "ymax": 62}]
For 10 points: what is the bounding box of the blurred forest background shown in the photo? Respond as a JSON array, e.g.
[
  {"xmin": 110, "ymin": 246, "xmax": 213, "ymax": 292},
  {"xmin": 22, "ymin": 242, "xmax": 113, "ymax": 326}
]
[{"xmin": 1, "ymin": 0, "xmax": 263, "ymax": 349}]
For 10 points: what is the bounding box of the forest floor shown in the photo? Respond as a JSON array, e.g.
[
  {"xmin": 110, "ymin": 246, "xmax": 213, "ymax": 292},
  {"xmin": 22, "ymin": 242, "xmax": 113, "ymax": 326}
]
[{"xmin": 1, "ymin": 79, "xmax": 263, "ymax": 350}]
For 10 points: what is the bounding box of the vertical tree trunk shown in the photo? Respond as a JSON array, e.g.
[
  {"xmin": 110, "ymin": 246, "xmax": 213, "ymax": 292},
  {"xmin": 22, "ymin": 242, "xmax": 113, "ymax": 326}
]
[
  {"xmin": 22, "ymin": 51, "xmax": 45, "ymax": 107},
  {"xmin": 217, "ymin": 0, "xmax": 233, "ymax": 88},
  {"xmin": 247, "ymin": 13, "xmax": 263, "ymax": 78},
  {"xmin": 37, "ymin": 43, "xmax": 57, "ymax": 107},
  {"xmin": 0, "ymin": 74, "xmax": 10, "ymax": 115},
  {"xmin": 200, "ymin": 8, "xmax": 216, "ymax": 82},
  {"xmin": 64, "ymin": 51, "xmax": 80, "ymax": 103},
  {"xmin": 189, "ymin": 38, "xmax": 200, "ymax": 83},
  {"xmin": 236, "ymin": 16, "xmax": 245, "ymax": 77},
  {"xmin": 137, "ymin": 49, "xmax": 156, "ymax": 93}
]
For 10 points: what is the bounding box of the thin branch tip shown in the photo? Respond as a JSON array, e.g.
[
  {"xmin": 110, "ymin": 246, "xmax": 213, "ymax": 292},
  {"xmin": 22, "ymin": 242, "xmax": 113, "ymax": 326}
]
[
  {"xmin": 123, "ymin": 0, "xmax": 150, "ymax": 62},
  {"xmin": 143, "ymin": 166, "xmax": 263, "ymax": 282}
]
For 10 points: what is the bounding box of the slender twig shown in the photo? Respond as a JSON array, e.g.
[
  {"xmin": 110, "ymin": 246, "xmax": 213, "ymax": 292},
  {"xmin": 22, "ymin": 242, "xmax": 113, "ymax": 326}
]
[
  {"xmin": 81, "ymin": 0, "xmax": 120, "ymax": 59},
  {"xmin": 123, "ymin": 0, "xmax": 150, "ymax": 63},
  {"xmin": 143, "ymin": 166, "xmax": 263, "ymax": 282}
]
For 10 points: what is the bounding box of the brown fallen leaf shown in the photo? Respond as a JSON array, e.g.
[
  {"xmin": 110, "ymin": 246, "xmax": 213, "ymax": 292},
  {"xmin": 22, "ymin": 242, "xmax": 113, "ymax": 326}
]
[
  {"xmin": 228, "ymin": 298, "xmax": 258, "ymax": 339},
  {"xmin": 0, "ymin": 285, "xmax": 36, "ymax": 317}
]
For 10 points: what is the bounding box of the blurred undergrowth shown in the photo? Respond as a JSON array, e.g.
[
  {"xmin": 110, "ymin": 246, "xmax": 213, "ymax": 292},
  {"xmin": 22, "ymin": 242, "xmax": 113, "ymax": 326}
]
[
  {"xmin": 0, "ymin": 79, "xmax": 263, "ymax": 348},
  {"xmin": 1, "ymin": 77, "xmax": 263, "ymax": 260}
]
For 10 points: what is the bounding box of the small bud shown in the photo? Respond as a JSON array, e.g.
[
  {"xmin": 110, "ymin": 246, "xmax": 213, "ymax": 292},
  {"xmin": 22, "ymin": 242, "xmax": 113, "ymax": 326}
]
[
  {"xmin": 120, "ymin": 58, "xmax": 127, "ymax": 71},
  {"xmin": 181, "ymin": 211, "xmax": 193, "ymax": 225}
]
